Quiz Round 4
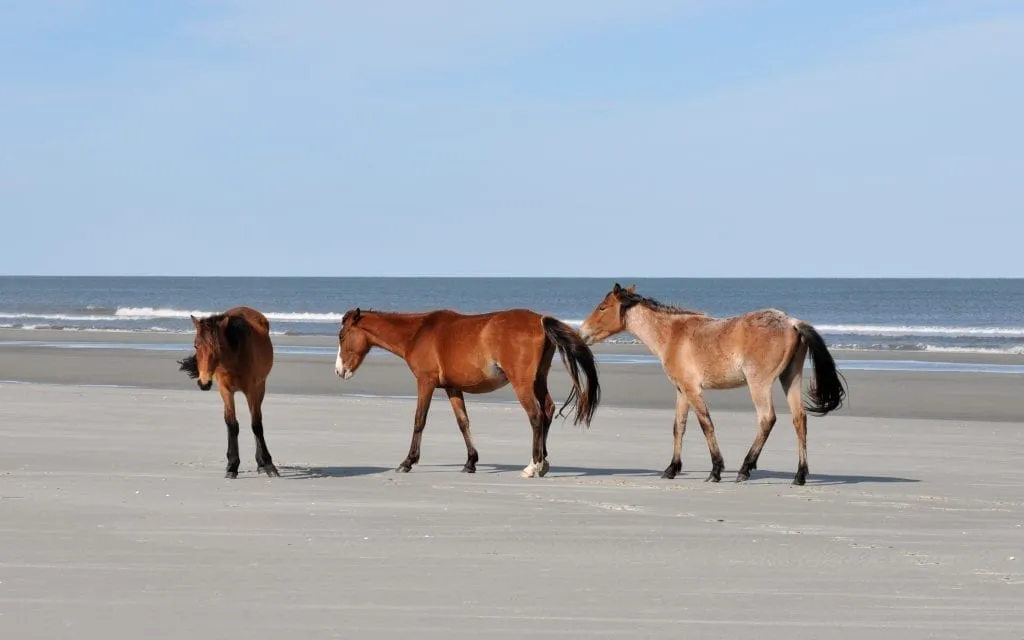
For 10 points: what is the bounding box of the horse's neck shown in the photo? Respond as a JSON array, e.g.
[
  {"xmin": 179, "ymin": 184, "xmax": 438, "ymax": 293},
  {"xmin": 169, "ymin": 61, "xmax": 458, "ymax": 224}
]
[
  {"xmin": 361, "ymin": 313, "xmax": 425, "ymax": 358},
  {"xmin": 625, "ymin": 306, "xmax": 695, "ymax": 361}
]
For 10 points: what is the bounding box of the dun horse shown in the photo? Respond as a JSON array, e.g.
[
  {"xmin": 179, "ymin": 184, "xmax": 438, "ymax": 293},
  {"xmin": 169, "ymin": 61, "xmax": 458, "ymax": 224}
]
[
  {"xmin": 334, "ymin": 308, "xmax": 601, "ymax": 477},
  {"xmin": 579, "ymin": 284, "xmax": 846, "ymax": 485},
  {"xmin": 177, "ymin": 306, "xmax": 279, "ymax": 479}
]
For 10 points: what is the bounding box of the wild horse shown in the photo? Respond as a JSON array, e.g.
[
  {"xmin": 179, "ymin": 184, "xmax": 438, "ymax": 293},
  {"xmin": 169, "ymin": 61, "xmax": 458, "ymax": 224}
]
[
  {"xmin": 178, "ymin": 306, "xmax": 279, "ymax": 479},
  {"xmin": 334, "ymin": 308, "xmax": 601, "ymax": 477},
  {"xmin": 580, "ymin": 284, "xmax": 846, "ymax": 485}
]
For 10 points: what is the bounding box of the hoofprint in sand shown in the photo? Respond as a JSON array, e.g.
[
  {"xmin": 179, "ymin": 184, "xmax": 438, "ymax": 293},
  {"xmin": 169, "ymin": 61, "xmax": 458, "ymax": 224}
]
[{"xmin": 0, "ymin": 383, "xmax": 1020, "ymax": 639}]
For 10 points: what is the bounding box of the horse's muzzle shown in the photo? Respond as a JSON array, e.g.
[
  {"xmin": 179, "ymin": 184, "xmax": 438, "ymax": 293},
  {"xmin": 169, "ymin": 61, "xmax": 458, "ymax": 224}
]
[{"xmin": 197, "ymin": 380, "xmax": 213, "ymax": 391}]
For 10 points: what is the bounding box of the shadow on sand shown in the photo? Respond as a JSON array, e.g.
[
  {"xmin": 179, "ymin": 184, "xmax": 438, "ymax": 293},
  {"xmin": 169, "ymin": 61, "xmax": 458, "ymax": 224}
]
[
  {"xmin": 473, "ymin": 463, "xmax": 661, "ymax": 477},
  {"xmin": 278, "ymin": 465, "xmax": 391, "ymax": 479},
  {"xmin": 739, "ymin": 469, "xmax": 920, "ymax": 485}
]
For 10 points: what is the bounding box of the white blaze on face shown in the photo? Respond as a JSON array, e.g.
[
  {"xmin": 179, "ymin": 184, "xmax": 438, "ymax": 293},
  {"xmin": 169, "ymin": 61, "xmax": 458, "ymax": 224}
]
[{"xmin": 335, "ymin": 347, "xmax": 352, "ymax": 379}]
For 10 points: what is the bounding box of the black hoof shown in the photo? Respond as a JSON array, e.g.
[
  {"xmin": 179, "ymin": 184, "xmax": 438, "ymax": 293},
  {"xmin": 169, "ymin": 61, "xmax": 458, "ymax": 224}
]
[
  {"xmin": 395, "ymin": 465, "xmax": 412, "ymax": 473},
  {"xmin": 705, "ymin": 473, "xmax": 722, "ymax": 483},
  {"xmin": 461, "ymin": 466, "xmax": 476, "ymax": 474},
  {"xmin": 792, "ymin": 476, "xmax": 807, "ymax": 486},
  {"xmin": 661, "ymin": 468, "xmax": 678, "ymax": 480},
  {"xmin": 259, "ymin": 465, "xmax": 280, "ymax": 478},
  {"xmin": 225, "ymin": 471, "xmax": 238, "ymax": 479},
  {"xmin": 736, "ymin": 470, "xmax": 751, "ymax": 483}
]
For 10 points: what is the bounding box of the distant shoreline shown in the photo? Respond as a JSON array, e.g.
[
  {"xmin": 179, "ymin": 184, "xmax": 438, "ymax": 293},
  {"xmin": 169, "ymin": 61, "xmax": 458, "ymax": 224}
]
[{"xmin": 4, "ymin": 327, "xmax": 1024, "ymax": 369}]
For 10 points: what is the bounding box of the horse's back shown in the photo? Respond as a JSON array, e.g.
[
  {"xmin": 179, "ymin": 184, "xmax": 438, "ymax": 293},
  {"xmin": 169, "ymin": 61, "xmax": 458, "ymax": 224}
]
[
  {"xmin": 223, "ymin": 306, "xmax": 274, "ymax": 378},
  {"xmin": 675, "ymin": 308, "xmax": 800, "ymax": 387},
  {"xmin": 417, "ymin": 308, "xmax": 547, "ymax": 370},
  {"xmin": 223, "ymin": 306, "xmax": 272, "ymax": 335}
]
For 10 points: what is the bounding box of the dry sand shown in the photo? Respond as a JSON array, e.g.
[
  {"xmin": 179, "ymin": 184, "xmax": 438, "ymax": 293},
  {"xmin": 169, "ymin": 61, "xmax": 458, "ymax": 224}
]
[{"xmin": 1, "ymin": 348, "xmax": 1022, "ymax": 639}]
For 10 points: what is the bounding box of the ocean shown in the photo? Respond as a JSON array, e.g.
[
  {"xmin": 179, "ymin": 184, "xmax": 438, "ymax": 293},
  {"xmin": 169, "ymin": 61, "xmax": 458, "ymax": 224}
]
[{"xmin": 2, "ymin": 277, "xmax": 1024, "ymax": 355}]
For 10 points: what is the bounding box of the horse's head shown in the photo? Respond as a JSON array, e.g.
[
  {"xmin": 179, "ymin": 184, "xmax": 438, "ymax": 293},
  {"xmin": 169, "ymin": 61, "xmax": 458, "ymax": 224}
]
[
  {"xmin": 179, "ymin": 314, "xmax": 233, "ymax": 391},
  {"xmin": 579, "ymin": 283, "xmax": 636, "ymax": 345},
  {"xmin": 335, "ymin": 308, "xmax": 370, "ymax": 380}
]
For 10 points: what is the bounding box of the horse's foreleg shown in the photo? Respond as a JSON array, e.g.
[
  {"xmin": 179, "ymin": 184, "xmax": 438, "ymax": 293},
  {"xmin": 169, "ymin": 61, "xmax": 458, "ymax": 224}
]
[
  {"xmin": 738, "ymin": 383, "xmax": 777, "ymax": 482},
  {"xmin": 662, "ymin": 388, "xmax": 690, "ymax": 479},
  {"xmin": 247, "ymin": 382, "xmax": 279, "ymax": 478},
  {"xmin": 690, "ymin": 392, "xmax": 724, "ymax": 482},
  {"xmin": 220, "ymin": 385, "xmax": 241, "ymax": 479},
  {"xmin": 397, "ymin": 378, "xmax": 435, "ymax": 473},
  {"xmin": 446, "ymin": 389, "xmax": 479, "ymax": 473}
]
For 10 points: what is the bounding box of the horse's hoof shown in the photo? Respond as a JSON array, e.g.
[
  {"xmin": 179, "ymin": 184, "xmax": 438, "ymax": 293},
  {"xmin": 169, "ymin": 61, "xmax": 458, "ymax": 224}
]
[
  {"xmin": 792, "ymin": 476, "xmax": 807, "ymax": 486},
  {"xmin": 225, "ymin": 471, "xmax": 238, "ymax": 479},
  {"xmin": 736, "ymin": 471, "xmax": 750, "ymax": 483},
  {"xmin": 260, "ymin": 465, "xmax": 280, "ymax": 478},
  {"xmin": 461, "ymin": 466, "xmax": 476, "ymax": 474},
  {"xmin": 705, "ymin": 473, "xmax": 721, "ymax": 483},
  {"xmin": 395, "ymin": 465, "xmax": 411, "ymax": 473},
  {"xmin": 536, "ymin": 461, "xmax": 550, "ymax": 477},
  {"xmin": 661, "ymin": 466, "xmax": 680, "ymax": 480}
]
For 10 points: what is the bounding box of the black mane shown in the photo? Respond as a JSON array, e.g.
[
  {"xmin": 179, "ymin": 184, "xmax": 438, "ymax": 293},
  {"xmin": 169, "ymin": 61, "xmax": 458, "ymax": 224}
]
[{"xmin": 618, "ymin": 290, "xmax": 705, "ymax": 317}]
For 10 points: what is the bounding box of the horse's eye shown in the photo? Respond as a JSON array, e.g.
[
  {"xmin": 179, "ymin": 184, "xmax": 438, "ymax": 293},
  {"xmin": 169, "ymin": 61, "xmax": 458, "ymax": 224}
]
[{"xmin": 598, "ymin": 305, "xmax": 607, "ymax": 312}]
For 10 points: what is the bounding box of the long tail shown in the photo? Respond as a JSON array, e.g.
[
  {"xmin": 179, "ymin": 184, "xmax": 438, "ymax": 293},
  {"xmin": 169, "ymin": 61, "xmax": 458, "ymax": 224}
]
[
  {"xmin": 794, "ymin": 321, "xmax": 847, "ymax": 416},
  {"xmin": 542, "ymin": 316, "xmax": 601, "ymax": 427}
]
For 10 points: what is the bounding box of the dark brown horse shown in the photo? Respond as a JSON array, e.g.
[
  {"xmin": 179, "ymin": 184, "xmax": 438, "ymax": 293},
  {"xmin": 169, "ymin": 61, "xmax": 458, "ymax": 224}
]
[
  {"xmin": 177, "ymin": 306, "xmax": 279, "ymax": 479},
  {"xmin": 334, "ymin": 308, "xmax": 601, "ymax": 477},
  {"xmin": 580, "ymin": 284, "xmax": 846, "ymax": 486}
]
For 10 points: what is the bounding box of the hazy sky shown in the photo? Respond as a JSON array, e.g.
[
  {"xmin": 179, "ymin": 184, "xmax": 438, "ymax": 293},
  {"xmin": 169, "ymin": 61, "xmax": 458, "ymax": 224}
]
[{"xmin": 2, "ymin": 1, "xmax": 1022, "ymax": 277}]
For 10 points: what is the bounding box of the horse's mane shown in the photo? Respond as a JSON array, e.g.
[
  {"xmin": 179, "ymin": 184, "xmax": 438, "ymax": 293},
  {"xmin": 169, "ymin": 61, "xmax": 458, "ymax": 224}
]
[{"xmin": 617, "ymin": 290, "xmax": 706, "ymax": 317}]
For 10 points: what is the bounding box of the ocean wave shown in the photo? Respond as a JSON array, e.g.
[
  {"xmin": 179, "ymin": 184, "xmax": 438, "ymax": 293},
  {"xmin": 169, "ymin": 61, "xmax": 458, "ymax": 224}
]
[
  {"xmin": 113, "ymin": 307, "xmax": 347, "ymax": 323},
  {"xmin": 832, "ymin": 342, "xmax": 1024, "ymax": 355},
  {"xmin": 817, "ymin": 324, "xmax": 1024, "ymax": 338}
]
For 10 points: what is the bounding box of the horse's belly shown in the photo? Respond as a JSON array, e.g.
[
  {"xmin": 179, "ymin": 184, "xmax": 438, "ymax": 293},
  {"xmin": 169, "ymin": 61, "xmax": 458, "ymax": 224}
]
[{"xmin": 449, "ymin": 362, "xmax": 509, "ymax": 394}]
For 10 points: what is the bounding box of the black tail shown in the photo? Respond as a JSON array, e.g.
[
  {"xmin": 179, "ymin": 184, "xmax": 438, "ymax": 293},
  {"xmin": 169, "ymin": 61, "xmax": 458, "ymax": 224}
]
[
  {"xmin": 542, "ymin": 316, "xmax": 601, "ymax": 427},
  {"xmin": 178, "ymin": 353, "xmax": 200, "ymax": 380},
  {"xmin": 794, "ymin": 321, "xmax": 847, "ymax": 416}
]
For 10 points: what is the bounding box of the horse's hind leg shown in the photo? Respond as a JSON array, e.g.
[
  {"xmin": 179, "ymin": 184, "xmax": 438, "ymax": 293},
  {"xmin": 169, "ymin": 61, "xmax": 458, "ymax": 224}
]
[
  {"xmin": 247, "ymin": 381, "xmax": 279, "ymax": 478},
  {"xmin": 781, "ymin": 365, "xmax": 810, "ymax": 486},
  {"xmin": 737, "ymin": 381, "xmax": 777, "ymax": 482},
  {"xmin": 542, "ymin": 392, "xmax": 556, "ymax": 461},
  {"xmin": 513, "ymin": 379, "xmax": 548, "ymax": 478},
  {"xmin": 446, "ymin": 389, "xmax": 479, "ymax": 473},
  {"xmin": 397, "ymin": 377, "xmax": 435, "ymax": 473},
  {"xmin": 689, "ymin": 391, "xmax": 725, "ymax": 482},
  {"xmin": 220, "ymin": 385, "xmax": 241, "ymax": 479}
]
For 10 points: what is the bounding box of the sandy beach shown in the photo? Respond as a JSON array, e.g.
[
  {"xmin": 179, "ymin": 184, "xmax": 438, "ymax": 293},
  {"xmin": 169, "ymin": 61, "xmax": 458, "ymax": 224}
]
[{"xmin": 1, "ymin": 330, "xmax": 1022, "ymax": 638}]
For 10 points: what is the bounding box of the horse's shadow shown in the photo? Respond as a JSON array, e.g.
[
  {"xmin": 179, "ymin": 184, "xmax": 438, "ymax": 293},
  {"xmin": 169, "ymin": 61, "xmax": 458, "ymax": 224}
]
[
  {"xmin": 474, "ymin": 463, "xmax": 660, "ymax": 477},
  {"xmin": 278, "ymin": 465, "xmax": 391, "ymax": 479},
  {"xmin": 458, "ymin": 464, "xmax": 919, "ymax": 484},
  {"xmin": 739, "ymin": 469, "xmax": 920, "ymax": 485}
]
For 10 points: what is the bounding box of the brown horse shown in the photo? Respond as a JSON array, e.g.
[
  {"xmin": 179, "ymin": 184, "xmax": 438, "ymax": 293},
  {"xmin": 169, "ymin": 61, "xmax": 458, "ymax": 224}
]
[
  {"xmin": 177, "ymin": 306, "xmax": 279, "ymax": 479},
  {"xmin": 579, "ymin": 284, "xmax": 846, "ymax": 486},
  {"xmin": 334, "ymin": 308, "xmax": 601, "ymax": 477}
]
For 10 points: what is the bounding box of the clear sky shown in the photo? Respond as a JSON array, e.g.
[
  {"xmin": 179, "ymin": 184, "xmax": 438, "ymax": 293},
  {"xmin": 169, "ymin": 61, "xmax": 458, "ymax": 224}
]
[{"xmin": 2, "ymin": 0, "xmax": 1022, "ymax": 277}]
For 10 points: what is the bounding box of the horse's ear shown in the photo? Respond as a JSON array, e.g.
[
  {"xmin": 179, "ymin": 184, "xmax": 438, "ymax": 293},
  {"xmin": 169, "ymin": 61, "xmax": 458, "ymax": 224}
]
[
  {"xmin": 353, "ymin": 308, "xmax": 361, "ymax": 323},
  {"xmin": 612, "ymin": 283, "xmax": 622, "ymax": 293},
  {"xmin": 190, "ymin": 314, "xmax": 200, "ymax": 329},
  {"xmin": 626, "ymin": 284, "xmax": 636, "ymax": 293}
]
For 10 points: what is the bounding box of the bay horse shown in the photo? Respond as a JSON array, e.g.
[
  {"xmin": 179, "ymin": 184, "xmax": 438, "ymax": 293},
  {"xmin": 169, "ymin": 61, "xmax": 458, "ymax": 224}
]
[
  {"xmin": 334, "ymin": 308, "xmax": 601, "ymax": 478},
  {"xmin": 579, "ymin": 284, "xmax": 846, "ymax": 486},
  {"xmin": 177, "ymin": 306, "xmax": 279, "ymax": 479}
]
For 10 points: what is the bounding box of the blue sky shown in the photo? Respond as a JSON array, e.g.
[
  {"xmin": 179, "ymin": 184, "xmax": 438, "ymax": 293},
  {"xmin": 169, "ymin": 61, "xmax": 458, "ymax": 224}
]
[{"xmin": 2, "ymin": 0, "xmax": 1022, "ymax": 277}]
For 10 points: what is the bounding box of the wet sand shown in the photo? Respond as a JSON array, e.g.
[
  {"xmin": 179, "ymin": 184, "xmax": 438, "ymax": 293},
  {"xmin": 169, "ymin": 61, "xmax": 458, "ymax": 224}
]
[
  {"xmin": 1, "ymin": 328, "xmax": 1023, "ymax": 422},
  {"xmin": 0, "ymin": 330, "xmax": 1022, "ymax": 638}
]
